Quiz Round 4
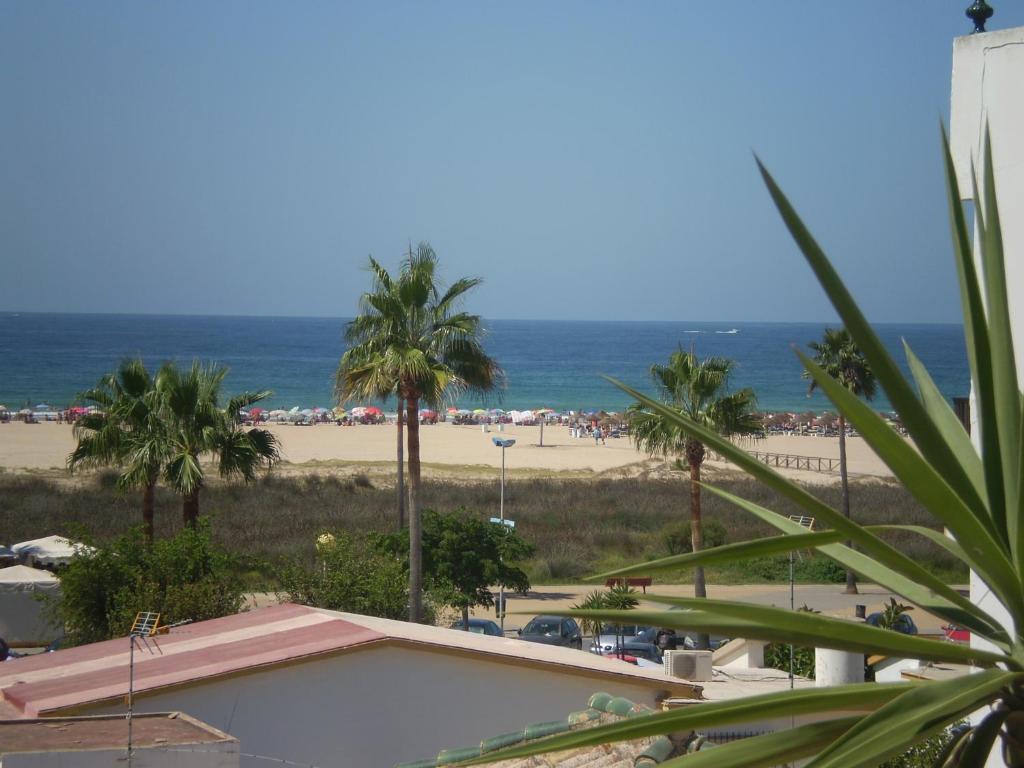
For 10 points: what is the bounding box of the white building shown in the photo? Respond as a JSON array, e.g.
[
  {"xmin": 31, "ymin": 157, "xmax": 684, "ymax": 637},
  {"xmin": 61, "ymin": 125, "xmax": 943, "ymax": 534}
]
[{"xmin": 0, "ymin": 604, "xmax": 700, "ymax": 768}]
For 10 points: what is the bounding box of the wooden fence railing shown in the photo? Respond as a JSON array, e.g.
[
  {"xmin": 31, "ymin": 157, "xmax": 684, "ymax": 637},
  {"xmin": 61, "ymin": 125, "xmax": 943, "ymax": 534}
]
[{"xmin": 708, "ymin": 449, "xmax": 839, "ymax": 473}]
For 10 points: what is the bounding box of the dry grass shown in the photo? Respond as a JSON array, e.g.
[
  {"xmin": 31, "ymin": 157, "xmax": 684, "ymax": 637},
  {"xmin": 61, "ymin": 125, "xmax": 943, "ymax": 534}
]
[{"xmin": 0, "ymin": 467, "xmax": 964, "ymax": 585}]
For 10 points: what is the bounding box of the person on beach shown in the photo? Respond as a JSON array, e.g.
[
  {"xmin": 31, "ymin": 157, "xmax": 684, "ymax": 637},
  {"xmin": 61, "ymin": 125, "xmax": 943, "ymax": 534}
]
[{"xmin": 593, "ymin": 427, "xmax": 600, "ymax": 446}]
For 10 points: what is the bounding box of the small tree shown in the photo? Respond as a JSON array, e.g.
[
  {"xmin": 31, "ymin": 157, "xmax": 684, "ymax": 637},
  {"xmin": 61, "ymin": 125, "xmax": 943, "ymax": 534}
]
[
  {"xmin": 278, "ymin": 532, "xmax": 408, "ymax": 620},
  {"xmin": 572, "ymin": 590, "xmax": 609, "ymax": 642},
  {"xmin": 46, "ymin": 521, "xmax": 243, "ymax": 646},
  {"xmin": 377, "ymin": 509, "xmax": 532, "ymax": 629},
  {"xmin": 68, "ymin": 358, "xmax": 167, "ymax": 544}
]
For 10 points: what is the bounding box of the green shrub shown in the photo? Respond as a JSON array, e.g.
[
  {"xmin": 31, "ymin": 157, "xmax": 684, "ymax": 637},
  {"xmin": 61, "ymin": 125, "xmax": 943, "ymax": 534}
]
[
  {"xmin": 663, "ymin": 518, "xmax": 728, "ymax": 556},
  {"xmin": 878, "ymin": 724, "xmax": 967, "ymax": 768},
  {"xmin": 764, "ymin": 642, "xmax": 815, "ymax": 680},
  {"xmin": 795, "ymin": 554, "xmax": 847, "ymax": 583},
  {"xmin": 277, "ymin": 531, "xmax": 408, "ymax": 620},
  {"xmin": 48, "ymin": 520, "xmax": 243, "ymax": 646}
]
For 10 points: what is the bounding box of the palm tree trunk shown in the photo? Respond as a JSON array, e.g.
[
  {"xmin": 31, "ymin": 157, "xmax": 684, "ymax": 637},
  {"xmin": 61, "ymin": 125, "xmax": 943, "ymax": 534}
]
[
  {"xmin": 396, "ymin": 397, "xmax": 405, "ymax": 531},
  {"xmin": 143, "ymin": 481, "xmax": 155, "ymax": 545},
  {"xmin": 183, "ymin": 490, "xmax": 200, "ymax": 528},
  {"xmin": 406, "ymin": 394, "xmax": 423, "ymax": 623},
  {"xmin": 838, "ymin": 415, "xmax": 857, "ymax": 594},
  {"xmin": 686, "ymin": 438, "xmax": 710, "ymax": 650},
  {"xmin": 689, "ymin": 453, "xmax": 710, "ymax": 651},
  {"xmin": 462, "ymin": 605, "xmax": 470, "ymax": 630}
]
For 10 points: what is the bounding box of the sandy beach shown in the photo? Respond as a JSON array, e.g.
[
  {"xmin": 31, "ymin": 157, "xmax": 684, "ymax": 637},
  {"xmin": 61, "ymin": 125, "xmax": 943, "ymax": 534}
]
[{"xmin": 0, "ymin": 420, "xmax": 894, "ymax": 481}]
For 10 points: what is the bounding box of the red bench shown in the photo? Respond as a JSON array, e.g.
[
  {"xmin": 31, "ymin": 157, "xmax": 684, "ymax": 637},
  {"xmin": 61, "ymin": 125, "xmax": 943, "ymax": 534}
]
[{"xmin": 604, "ymin": 577, "xmax": 653, "ymax": 594}]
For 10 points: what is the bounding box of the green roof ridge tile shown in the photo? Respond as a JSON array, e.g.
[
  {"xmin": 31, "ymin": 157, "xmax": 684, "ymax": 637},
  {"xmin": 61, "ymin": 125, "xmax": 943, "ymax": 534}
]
[
  {"xmin": 523, "ymin": 720, "xmax": 572, "ymax": 741},
  {"xmin": 400, "ymin": 693, "xmax": 675, "ymax": 768},
  {"xmin": 437, "ymin": 746, "xmax": 481, "ymax": 765},
  {"xmin": 635, "ymin": 736, "xmax": 676, "ymax": 766},
  {"xmin": 567, "ymin": 708, "xmax": 603, "ymax": 726},
  {"xmin": 607, "ymin": 696, "xmax": 649, "ymax": 718},
  {"xmin": 480, "ymin": 730, "xmax": 527, "ymax": 754}
]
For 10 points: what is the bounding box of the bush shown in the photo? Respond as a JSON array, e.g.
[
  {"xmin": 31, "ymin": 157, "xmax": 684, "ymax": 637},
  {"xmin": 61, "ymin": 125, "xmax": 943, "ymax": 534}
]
[
  {"xmin": 795, "ymin": 555, "xmax": 847, "ymax": 584},
  {"xmin": 374, "ymin": 509, "xmax": 532, "ymax": 622},
  {"xmin": 765, "ymin": 642, "xmax": 815, "ymax": 680},
  {"xmin": 879, "ymin": 724, "xmax": 968, "ymax": 768},
  {"xmin": 277, "ymin": 531, "xmax": 408, "ymax": 620},
  {"xmin": 48, "ymin": 521, "xmax": 243, "ymax": 646},
  {"xmin": 663, "ymin": 518, "xmax": 728, "ymax": 556}
]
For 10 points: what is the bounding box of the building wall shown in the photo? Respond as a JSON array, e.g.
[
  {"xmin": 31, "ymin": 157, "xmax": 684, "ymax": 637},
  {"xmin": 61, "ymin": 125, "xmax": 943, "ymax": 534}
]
[
  {"xmin": 950, "ymin": 24, "xmax": 1024, "ymax": 768},
  {"xmin": 87, "ymin": 644, "xmax": 677, "ymax": 768}
]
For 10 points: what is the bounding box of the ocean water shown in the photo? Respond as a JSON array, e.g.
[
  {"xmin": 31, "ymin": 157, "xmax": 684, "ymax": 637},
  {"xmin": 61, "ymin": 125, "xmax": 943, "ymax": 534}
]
[{"xmin": 0, "ymin": 313, "xmax": 968, "ymax": 414}]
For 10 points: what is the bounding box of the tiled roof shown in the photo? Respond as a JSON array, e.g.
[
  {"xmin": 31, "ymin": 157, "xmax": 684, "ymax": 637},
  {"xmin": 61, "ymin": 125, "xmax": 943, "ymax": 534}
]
[
  {"xmin": 0, "ymin": 604, "xmax": 696, "ymax": 718},
  {"xmin": 396, "ymin": 692, "xmax": 704, "ymax": 768}
]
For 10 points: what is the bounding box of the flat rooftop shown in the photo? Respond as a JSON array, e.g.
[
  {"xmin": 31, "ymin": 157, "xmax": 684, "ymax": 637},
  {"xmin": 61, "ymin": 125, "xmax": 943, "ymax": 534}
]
[{"xmin": 0, "ymin": 712, "xmax": 235, "ymax": 754}]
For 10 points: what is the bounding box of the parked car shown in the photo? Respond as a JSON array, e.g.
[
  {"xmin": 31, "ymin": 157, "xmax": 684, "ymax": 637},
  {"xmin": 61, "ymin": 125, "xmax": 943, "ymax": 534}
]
[
  {"xmin": 601, "ymin": 641, "xmax": 664, "ymax": 669},
  {"xmin": 590, "ymin": 623, "xmax": 677, "ymax": 654},
  {"xmin": 450, "ymin": 618, "xmax": 503, "ymax": 637},
  {"xmin": 518, "ymin": 615, "xmax": 583, "ymax": 649}
]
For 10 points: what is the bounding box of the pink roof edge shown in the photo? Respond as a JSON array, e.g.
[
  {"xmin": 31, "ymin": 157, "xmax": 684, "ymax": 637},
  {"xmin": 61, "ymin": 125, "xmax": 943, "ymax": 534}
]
[{"xmin": 0, "ymin": 603, "xmax": 691, "ymax": 718}]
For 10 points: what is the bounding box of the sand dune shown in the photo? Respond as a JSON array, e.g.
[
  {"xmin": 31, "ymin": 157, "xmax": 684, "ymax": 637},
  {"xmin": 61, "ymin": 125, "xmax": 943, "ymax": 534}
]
[{"xmin": 0, "ymin": 420, "xmax": 894, "ymax": 482}]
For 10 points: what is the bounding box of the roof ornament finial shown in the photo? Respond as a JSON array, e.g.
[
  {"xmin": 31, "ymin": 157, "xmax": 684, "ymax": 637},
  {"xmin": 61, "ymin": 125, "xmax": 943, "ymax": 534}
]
[{"xmin": 966, "ymin": 0, "xmax": 994, "ymax": 33}]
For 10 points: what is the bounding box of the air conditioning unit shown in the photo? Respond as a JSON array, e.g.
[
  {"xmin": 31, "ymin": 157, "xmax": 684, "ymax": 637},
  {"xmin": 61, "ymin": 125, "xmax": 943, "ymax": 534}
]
[{"xmin": 664, "ymin": 650, "xmax": 713, "ymax": 681}]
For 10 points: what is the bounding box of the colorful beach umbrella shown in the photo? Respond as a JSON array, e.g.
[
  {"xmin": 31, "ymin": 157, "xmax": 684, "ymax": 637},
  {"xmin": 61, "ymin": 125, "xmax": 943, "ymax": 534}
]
[
  {"xmin": 446, "ymin": 407, "xmax": 458, "ymax": 414},
  {"xmin": 365, "ymin": 406, "xmax": 382, "ymax": 416}
]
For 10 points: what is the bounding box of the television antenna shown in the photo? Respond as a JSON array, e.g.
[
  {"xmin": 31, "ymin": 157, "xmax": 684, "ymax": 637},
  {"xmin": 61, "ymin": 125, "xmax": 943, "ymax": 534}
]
[
  {"xmin": 787, "ymin": 515, "xmax": 815, "ymax": 689},
  {"xmin": 126, "ymin": 612, "xmax": 191, "ymax": 767}
]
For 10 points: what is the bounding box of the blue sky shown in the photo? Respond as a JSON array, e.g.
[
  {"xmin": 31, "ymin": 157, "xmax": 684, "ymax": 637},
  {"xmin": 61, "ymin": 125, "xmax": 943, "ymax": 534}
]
[{"xmin": 3, "ymin": 2, "xmax": 1022, "ymax": 323}]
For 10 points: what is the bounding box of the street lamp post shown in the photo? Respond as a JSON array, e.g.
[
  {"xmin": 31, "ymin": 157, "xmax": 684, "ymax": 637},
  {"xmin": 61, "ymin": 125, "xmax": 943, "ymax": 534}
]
[{"xmin": 493, "ymin": 437, "xmax": 516, "ymax": 633}]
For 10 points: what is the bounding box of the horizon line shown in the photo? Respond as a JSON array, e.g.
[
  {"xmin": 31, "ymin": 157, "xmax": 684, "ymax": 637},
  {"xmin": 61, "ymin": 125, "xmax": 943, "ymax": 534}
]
[{"xmin": 0, "ymin": 309, "xmax": 965, "ymax": 328}]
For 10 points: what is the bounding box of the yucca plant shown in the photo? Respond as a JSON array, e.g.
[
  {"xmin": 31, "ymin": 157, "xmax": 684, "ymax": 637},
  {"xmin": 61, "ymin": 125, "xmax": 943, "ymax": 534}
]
[{"xmin": 468, "ymin": 131, "xmax": 1023, "ymax": 768}]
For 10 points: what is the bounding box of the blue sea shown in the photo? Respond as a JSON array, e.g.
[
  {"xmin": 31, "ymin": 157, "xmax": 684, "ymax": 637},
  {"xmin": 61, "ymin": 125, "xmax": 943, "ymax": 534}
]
[{"xmin": 0, "ymin": 313, "xmax": 969, "ymax": 415}]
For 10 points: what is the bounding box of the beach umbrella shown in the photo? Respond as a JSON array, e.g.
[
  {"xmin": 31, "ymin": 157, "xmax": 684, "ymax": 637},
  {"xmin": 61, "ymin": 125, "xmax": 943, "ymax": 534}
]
[
  {"xmin": 489, "ymin": 408, "xmax": 504, "ymax": 415},
  {"xmin": 446, "ymin": 407, "xmax": 458, "ymax": 414},
  {"xmin": 300, "ymin": 408, "xmax": 314, "ymax": 416},
  {"xmin": 473, "ymin": 408, "xmax": 487, "ymax": 415},
  {"xmin": 350, "ymin": 406, "xmax": 367, "ymax": 417},
  {"xmin": 17, "ymin": 409, "xmax": 31, "ymax": 416},
  {"xmin": 365, "ymin": 406, "xmax": 382, "ymax": 416},
  {"xmin": 333, "ymin": 407, "xmax": 347, "ymax": 416},
  {"xmin": 250, "ymin": 407, "xmax": 263, "ymax": 417},
  {"xmin": 35, "ymin": 404, "xmax": 50, "ymax": 411}
]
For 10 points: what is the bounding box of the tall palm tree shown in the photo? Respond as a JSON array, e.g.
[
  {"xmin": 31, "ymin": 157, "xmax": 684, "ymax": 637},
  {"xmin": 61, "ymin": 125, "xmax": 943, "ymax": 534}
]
[
  {"xmin": 341, "ymin": 242, "xmax": 502, "ymax": 622},
  {"xmin": 156, "ymin": 361, "xmax": 280, "ymax": 527},
  {"xmin": 629, "ymin": 349, "xmax": 759, "ymax": 647},
  {"xmin": 67, "ymin": 358, "xmax": 167, "ymax": 544},
  {"xmin": 806, "ymin": 327, "xmax": 876, "ymax": 594},
  {"xmin": 335, "ymin": 260, "xmax": 407, "ymax": 531}
]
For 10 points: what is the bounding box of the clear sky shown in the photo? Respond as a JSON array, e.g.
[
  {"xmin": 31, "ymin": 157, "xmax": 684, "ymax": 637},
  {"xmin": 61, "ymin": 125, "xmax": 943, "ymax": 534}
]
[{"xmin": 3, "ymin": 2, "xmax": 1023, "ymax": 323}]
